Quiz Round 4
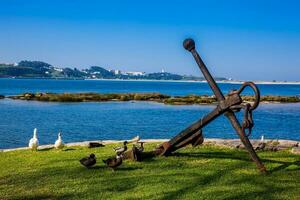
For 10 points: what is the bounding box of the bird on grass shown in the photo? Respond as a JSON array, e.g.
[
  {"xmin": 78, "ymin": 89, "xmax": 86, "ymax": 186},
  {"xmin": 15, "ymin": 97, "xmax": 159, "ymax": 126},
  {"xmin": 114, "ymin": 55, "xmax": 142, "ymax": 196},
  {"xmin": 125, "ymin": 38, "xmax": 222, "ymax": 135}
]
[
  {"xmin": 88, "ymin": 142, "xmax": 105, "ymax": 148},
  {"xmin": 255, "ymin": 135, "xmax": 266, "ymax": 151},
  {"xmin": 29, "ymin": 128, "xmax": 39, "ymax": 150},
  {"xmin": 80, "ymin": 154, "xmax": 96, "ymax": 168},
  {"xmin": 103, "ymin": 155, "xmax": 123, "ymax": 171},
  {"xmin": 113, "ymin": 141, "xmax": 128, "ymax": 155},
  {"xmin": 134, "ymin": 141, "xmax": 145, "ymax": 152},
  {"xmin": 54, "ymin": 132, "xmax": 64, "ymax": 149}
]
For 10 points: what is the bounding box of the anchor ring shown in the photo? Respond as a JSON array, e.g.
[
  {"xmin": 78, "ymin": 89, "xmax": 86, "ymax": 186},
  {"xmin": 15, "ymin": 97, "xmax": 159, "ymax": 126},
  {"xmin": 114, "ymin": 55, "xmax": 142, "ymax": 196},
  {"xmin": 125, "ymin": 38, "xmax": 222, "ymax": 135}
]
[{"xmin": 235, "ymin": 82, "xmax": 260, "ymax": 111}]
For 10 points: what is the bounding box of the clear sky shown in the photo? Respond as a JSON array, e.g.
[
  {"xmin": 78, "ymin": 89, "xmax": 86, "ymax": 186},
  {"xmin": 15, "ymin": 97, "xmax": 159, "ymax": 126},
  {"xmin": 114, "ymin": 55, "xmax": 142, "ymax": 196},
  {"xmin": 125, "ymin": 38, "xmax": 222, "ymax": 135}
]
[{"xmin": 0, "ymin": 0, "xmax": 300, "ymax": 81}]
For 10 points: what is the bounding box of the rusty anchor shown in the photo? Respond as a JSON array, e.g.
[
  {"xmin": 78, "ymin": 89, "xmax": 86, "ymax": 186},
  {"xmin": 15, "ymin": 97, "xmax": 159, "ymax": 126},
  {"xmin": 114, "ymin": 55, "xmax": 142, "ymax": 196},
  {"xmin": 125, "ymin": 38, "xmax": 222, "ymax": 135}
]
[{"xmin": 154, "ymin": 38, "xmax": 267, "ymax": 173}]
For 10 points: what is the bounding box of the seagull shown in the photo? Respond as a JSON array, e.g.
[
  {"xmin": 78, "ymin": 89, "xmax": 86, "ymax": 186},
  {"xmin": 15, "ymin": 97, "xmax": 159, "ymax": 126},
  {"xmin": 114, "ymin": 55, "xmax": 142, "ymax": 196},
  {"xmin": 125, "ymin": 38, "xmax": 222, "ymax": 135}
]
[
  {"xmin": 29, "ymin": 128, "xmax": 39, "ymax": 150},
  {"xmin": 54, "ymin": 132, "xmax": 64, "ymax": 149},
  {"xmin": 260, "ymin": 135, "xmax": 265, "ymax": 142},
  {"xmin": 80, "ymin": 154, "xmax": 96, "ymax": 168},
  {"xmin": 113, "ymin": 141, "xmax": 128, "ymax": 155},
  {"xmin": 129, "ymin": 135, "xmax": 140, "ymax": 143}
]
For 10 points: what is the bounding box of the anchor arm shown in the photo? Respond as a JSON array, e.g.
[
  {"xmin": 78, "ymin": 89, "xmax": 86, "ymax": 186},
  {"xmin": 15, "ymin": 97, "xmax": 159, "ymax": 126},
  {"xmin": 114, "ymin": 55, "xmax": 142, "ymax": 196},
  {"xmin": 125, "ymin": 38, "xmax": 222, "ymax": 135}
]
[
  {"xmin": 168, "ymin": 106, "xmax": 221, "ymax": 146},
  {"xmin": 154, "ymin": 107, "xmax": 221, "ymax": 156},
  {"xmin": 155, "ymin": 92, "xmax": 243, "ymax": 155}
]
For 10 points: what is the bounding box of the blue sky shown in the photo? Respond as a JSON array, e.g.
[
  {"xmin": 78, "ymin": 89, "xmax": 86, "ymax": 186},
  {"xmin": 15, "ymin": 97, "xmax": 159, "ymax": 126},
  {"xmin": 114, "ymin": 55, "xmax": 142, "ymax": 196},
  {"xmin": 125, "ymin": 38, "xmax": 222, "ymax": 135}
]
[{"xmin": 0, "ymin": 0, "xmax": 300, "ymax": 81}]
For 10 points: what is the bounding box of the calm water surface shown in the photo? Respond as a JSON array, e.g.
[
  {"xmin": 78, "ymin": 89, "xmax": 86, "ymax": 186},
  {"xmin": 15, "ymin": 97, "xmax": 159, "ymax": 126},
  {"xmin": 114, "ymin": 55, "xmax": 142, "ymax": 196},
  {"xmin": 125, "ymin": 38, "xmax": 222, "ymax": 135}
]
[
  {"xmin": 1, "ymin": 78, "xmax": 300, "ymax": 96},
  {"xmin": 0, "ymin": 79, "xmax": 299, "ymax": 149}
]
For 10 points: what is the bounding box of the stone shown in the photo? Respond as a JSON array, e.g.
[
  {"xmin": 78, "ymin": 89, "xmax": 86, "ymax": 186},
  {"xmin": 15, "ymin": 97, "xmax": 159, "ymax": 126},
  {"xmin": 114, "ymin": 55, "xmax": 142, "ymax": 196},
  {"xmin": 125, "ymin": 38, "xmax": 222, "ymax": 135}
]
[{"xmin": 291, "ymin": 147, "xmax": 300, "ymax": 154}]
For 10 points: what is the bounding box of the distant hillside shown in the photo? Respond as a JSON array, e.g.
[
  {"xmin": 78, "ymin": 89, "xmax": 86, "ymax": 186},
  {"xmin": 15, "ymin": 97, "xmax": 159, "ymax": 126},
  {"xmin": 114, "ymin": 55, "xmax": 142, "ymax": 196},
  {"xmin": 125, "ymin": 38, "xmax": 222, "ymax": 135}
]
[{"xmin": 0, "ymin": 60, "xmax": 228, "ymax": 81}]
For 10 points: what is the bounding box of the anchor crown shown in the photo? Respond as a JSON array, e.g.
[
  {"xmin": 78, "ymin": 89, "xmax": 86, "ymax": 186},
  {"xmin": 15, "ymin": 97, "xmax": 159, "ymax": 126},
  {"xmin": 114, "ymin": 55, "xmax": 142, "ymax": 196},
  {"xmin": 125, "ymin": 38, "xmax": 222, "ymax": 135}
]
[{"xmin": 183, "ymin": 38, "xmax": 195, "ymax": 51}]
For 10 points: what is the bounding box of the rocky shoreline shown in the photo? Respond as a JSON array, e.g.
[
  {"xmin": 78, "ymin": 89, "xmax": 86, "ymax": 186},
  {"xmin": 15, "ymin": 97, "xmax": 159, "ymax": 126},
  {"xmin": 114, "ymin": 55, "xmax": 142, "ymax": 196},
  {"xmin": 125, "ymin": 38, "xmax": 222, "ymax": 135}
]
[
  {"xmin": 1, "ymin": 138, "xmax": 299, "ymax": 154},
  {"xmin": 4, "ymin": 92, "xmax": 300, "ymax": 105}
]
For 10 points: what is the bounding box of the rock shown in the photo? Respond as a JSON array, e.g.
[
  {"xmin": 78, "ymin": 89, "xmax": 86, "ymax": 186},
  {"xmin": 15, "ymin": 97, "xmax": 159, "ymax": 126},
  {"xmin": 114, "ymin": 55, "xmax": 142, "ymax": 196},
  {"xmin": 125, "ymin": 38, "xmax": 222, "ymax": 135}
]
[
  {"xmin": 0, "ymin": 95, "xmax": 4, "ymax": 99},
  {"xmin": 292, "ymin": 142, "xmax": 299, "ymax": 147},
  {"xmin": 22, "ymin": 93, "xmax": 35, "ymax": 100},
  {"xmin": 88, "ymin": 142, "xmax": 105, "ymax": 148},
  {"xmin": 291, "ymin": 147, "xmax": 300, "ymax": 154}
]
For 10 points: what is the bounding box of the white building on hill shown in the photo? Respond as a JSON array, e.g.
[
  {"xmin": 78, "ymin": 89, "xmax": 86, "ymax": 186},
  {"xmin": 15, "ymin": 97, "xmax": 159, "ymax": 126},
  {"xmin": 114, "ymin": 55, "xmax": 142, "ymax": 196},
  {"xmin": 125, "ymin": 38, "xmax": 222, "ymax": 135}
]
[
  {"xmin": 109, "ymin": 69, "xmax": 122, "ymax": 75},
  {"xmin": 124, "ymin": 71, "xmax": 145, "ymax": 76}
]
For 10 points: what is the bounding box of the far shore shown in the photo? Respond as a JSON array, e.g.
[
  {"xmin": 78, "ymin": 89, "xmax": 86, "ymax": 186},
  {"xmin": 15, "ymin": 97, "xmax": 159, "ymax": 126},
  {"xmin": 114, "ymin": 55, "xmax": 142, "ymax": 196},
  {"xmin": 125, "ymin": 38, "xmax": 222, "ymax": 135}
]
[
  {"xmin": 73, "ymin": 78, "xmax": 300, "ymax": 85},
  {"xmin": 1, "ymin": 138, "xmax": 299, "ymax": 152}
]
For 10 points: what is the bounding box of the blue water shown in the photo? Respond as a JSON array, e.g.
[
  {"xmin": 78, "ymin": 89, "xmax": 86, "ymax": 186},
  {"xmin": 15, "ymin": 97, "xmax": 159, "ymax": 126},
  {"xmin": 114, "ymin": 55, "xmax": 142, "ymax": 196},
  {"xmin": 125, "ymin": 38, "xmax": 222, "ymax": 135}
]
[
  {"xmin": 0, "ymin": 79, "xmax": 300, "ymax": 149},
  {"xmin": 1, "ymin": 78, "xmax": 300, "ymax": 96}
]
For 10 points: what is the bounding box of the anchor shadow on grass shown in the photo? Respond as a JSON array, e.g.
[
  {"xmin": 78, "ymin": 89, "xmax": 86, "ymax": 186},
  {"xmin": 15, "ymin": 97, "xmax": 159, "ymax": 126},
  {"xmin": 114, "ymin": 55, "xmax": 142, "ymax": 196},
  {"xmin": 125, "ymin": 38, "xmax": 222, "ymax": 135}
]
[
  {"xmin": 116, "ymin": 166, "xmax": 143, "ymax": 171},
  {"xmin": 139, "ymin": 151, "xmax": 158, "ymax": 162},
  {"xmin": 37, "ymin": 147, "xmax": 76, "ymax": 152},
  {"xmin": 85, "ymin": 165, "xmax": 106, "ymax": 170},
  {"xmin": 37, "ymin": 147, "xmax": 54, "ymax": 151},
  {"xmin": 157, "ymin": 157, "xmax": 298, "ymax": 200},
  {"xmin": 12, "ymin": 193, "xmax": 76, "ymax": 200},
  {"xmin": 172, "ymin": 151, "xmax": 251, "ymax": 162},
  {"xmin": 139, "ymin": 149, "xmax": 300, "ymax": 174},
  {"xmin": 172, "ymin": 150, "xmax": 300, "ymax": 174},
  {"xmin": 267, "ymin": 160, "xmax": 300, "ymax": 173},
  {"xmin": 63, "ymin": 148, "xmax": 76, "ymax": 151}
]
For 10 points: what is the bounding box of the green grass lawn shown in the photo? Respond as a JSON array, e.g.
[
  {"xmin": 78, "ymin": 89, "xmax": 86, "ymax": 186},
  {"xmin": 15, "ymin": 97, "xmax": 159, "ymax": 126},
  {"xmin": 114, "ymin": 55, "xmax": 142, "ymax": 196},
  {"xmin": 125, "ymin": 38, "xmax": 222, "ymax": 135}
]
[{"xmin": 0, "ymin": 143, "xmax": 299, "ymax": 200}]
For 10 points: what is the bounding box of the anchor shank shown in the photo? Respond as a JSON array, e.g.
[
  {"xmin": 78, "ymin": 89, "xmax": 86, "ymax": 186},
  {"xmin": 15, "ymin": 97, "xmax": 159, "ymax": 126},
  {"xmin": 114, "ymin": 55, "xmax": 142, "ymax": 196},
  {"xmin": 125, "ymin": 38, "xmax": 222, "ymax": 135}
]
[{"xmin": 191, "ymin": 49, "xmax": 225, "ymax": 101}]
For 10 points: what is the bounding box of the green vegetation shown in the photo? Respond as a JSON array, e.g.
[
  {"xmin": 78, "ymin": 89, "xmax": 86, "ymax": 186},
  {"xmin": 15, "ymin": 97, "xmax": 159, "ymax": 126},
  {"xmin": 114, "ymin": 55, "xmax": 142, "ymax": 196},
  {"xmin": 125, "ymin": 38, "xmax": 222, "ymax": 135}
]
[
  {"xmin": 0, "ymin": 144, "xmax": 299, "ymax": 199},
  {"xmin": 164, "ymin": 95, "xmax": 217, "ymax": 105},
  {"xmin": 0, "ymin": 60, "xmax": 229, "ymax": 80},
  {"xmin": 8, "ymin": 93, "xmax": 170, "ymax": 103},
  {"xmin": 7, "ymin": 92, "xmax": 300, "ymax": 104},
  {"xmin": 243, "ymin": 95, "xmax": 300, "ymax": 103},
  {"xmin": 0, "ymin": 61, "xmax": 86, "ymax": 79},
  {"xmin": 0, "ymin": 61, "xmax": 170, "ymax": 80}
]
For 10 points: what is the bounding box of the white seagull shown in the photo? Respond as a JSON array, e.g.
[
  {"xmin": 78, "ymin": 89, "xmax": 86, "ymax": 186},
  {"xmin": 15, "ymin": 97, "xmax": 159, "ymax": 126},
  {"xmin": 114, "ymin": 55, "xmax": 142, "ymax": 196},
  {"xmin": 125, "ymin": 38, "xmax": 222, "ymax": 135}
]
[
  {"xmin": 128, "ymin": 135, "xmax": 140, "ymax": 143},
  {"xmin": 54, "ymin": 132, "xmax": 64, "ymax": 149},
  {"xmin": 260, "ymin": 135, "xmax": 265, "ymax": 143},
  {"xmin": 29, "ymin": 128, "xmax": 39, "ymax": 150}
]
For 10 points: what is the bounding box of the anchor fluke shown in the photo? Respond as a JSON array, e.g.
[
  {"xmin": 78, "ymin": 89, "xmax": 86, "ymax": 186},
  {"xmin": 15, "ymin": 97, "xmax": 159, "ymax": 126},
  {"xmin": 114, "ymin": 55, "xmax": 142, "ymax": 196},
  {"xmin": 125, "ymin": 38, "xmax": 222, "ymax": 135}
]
[{"xmin": 183, "ymin": 38, "xmax": 195, "ymax": 52}]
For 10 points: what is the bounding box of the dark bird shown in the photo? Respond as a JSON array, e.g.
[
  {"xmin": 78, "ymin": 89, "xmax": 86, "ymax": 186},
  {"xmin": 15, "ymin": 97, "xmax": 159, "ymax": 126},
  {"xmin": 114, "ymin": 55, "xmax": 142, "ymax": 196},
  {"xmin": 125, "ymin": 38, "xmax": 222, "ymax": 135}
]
[
  {"xmin": 255, "ymin": 135, "xmax": 266, "ymax": 151},
  {"xmin": 113, "ymin": 141, "xmax": 128, "ymax": 155},
  {"xmin": 88, "ymin": 142, "xmax": 105, "ymax": 148},
  {"xmin": 80, "ymin": 154, "xmax": 96, "ymax": 168},
  {"xmin": 135, "ymin": 141, "xmax": 145, "ymax": 152},
  {"xmin": 103, "ymin": 155, "xmax": 123, "ymax": 171},
  {"xmin": 255, "ymin": 142, "xmax": 266, "ymax": 151}
]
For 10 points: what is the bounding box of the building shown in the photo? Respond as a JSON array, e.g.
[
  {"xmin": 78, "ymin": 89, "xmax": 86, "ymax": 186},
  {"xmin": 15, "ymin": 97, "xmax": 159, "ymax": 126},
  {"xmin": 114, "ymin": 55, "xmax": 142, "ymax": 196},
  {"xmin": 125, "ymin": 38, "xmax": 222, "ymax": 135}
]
[
  {"xmin": 53, "ymin": 67, "xmax": 63, "ymax": 72},
  {"xmin": 124, "ymin": 71, "xmax": 145, "ymax": 76},
  {"xmin": 109, "ymin": 69, "xmax": 122, "ymax": 75}
]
